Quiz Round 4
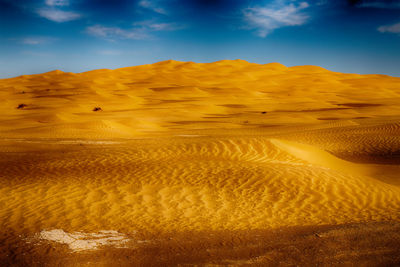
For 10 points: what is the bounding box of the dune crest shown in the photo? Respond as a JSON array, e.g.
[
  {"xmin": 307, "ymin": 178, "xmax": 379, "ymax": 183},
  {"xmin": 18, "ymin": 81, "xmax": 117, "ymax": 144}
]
[
  {"xmin": 1, "ymin": 60, "xmax": 400, "ymax": 264},
  {"xmin": 0, "ymin": 137, "xmax": 399, "ymax": 236},
  {"xmin": 270, "ymin": 139, "xmax": 372, "ymax": 176},
  {"xmin": 1, "ymin": 60, "xmax": 399, "ymax": 139}
]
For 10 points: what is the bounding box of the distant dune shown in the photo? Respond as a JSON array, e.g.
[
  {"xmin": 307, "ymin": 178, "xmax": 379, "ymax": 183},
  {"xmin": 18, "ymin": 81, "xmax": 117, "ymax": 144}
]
[
  {"xmin": 1, "ymin": 59, "xmax": 399, "ymax": 138},
  {"xmin": 1, "ymin": 60, "xmax": 400, "ymax": 265}
]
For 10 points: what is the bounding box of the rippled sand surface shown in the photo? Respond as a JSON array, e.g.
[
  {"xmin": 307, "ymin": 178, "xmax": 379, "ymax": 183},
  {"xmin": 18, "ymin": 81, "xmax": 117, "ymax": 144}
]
[{"xmin": 1, "ymin": 60, "xmax": 400, "ymax": 266}]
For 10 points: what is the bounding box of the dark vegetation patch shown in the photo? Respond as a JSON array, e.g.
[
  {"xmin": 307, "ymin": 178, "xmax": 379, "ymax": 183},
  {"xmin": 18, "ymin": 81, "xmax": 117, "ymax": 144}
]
[{"xmin": 17, "ymin": 104, "xmax": 27, "ymax": 109}]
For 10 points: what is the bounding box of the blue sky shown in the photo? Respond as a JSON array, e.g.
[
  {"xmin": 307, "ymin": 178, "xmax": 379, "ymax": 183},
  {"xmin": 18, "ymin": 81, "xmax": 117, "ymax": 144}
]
[{"xmin": 1, "ymin": 0, "xmax": 400, "ymax": 78}]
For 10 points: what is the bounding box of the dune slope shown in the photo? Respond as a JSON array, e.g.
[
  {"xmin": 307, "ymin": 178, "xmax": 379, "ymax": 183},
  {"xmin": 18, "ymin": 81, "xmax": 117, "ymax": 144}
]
[
  {"xmin": 1, "ymin": 60, "xmax": 400, "ymax": 265},
  {"xmin": 0, "ymin": 59, "xmax": 399, "ymax": 139}
]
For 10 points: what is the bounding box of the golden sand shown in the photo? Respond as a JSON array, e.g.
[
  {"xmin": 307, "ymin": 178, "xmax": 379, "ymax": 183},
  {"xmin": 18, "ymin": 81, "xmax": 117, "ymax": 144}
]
[{"xmin": 1, "ymin": 60, "xmax": 400, "ymax": 265}]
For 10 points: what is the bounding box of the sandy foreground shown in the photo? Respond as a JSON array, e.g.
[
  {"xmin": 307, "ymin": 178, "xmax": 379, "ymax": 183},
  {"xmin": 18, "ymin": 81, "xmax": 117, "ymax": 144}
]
[{"xmin": 0, "ymin": 60, "xmax": 400, "ymax": 266}]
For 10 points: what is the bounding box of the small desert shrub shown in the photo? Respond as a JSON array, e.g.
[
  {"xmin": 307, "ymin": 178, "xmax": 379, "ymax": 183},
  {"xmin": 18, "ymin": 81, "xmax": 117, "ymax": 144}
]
[{"xmin": 17, "ymin": 104, "xmax": 27, "ymax": 109}]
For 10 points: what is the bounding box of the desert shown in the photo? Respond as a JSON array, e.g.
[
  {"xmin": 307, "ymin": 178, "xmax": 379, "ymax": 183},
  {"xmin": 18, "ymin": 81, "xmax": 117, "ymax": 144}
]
[{"xmin": 0, "ymin": 60, "xmax": 400, "ymax": 265}]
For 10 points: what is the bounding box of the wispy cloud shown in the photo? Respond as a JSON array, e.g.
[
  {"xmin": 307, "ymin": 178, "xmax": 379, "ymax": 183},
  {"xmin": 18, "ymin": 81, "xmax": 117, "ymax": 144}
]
[
  {"xmin": 45, "ymin": 0, "xmax": 69, "ymax": 6},
  {"xmin": 243, "ymin": 1, "xmax": 310, "ymax": 37},
  {"xmin": 87, "ymin": 21, "xmax": 185, "ymax": 41},
  {"xmin": 86, "ymin": 25, "xmax": 149, "ymax": 40},
  {"xmin": 20, "ymin": 37, "xmax": 56, "ymax": 45},
  {"xmin": 138, "ymin": 0, "xmax": 167, "ymax": 15},
  {"xmin": 37, "ymin": 8, "xmax": 81, "ymax": 22},
  {"xmin": 378, "ymin": 22, "xmax": 400, "ymax": 34},
  {"xmin": 134, "ymin": 21, "xmax": 186, "ymax": 31}
]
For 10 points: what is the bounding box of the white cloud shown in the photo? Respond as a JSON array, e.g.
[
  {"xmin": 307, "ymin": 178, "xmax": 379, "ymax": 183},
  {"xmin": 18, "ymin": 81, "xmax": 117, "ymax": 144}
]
[
  {"xmin": 134, "ymin": 21, "xmax": 185, "ymax": 31},
  {"xmin": 378, "ymin": 22, "xmax": 400, "ymax": 34},
  {"xmin": 87, "ymin": 21, "xmax": 185, "ymax": 41},
  {"xmin": 138, "ymin": 0, "xmax": 167, "ymax": 15},
  {"xmin": 86, "ymin": 25, "xmax": 149, "ymax": 40},
  {"xmin": 22, "ymin": 38, "xmax": 45, "ymax": 45},
  {"xmin": 20, "ymin": 37, "xmax": 56, "ymax": 45},
  {"xmin": 45, "ymin": 0, "xmax": 69, "ymax": 6},
  {"xmin": 148, "ymin": 23, "xmax": 183, "ymax": 31},
  {"xmin": 243, "ymin": 1, "xmax": 310, "ymax": 37},
  {"xmin": 37, "ymin": 8, "xmax": 81, "ymax": 22}
]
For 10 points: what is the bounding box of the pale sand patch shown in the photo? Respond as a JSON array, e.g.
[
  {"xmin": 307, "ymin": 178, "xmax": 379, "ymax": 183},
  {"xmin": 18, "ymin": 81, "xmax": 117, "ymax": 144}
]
[{"xmin": 38, "ymin": 229, "xmax": 132, "ymax": 251}]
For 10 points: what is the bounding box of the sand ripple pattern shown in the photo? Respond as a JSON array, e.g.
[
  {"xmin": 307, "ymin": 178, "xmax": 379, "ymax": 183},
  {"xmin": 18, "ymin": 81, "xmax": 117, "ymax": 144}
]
[
  {"xmin": 0, "ymin": 137, "xmax": 399, "ymax": 235},
  {"xmin": 1, "ymin": 60, "xmax": 400, "ymax": 138}
]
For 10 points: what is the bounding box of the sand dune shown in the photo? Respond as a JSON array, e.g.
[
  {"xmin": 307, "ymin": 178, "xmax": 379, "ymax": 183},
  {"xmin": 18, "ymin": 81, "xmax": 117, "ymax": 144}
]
[
  {"xmin": 0, "ymin": 60, "xmax": 400, "ymax": 265},
  {"xmin": 1, "ymin": 59, "xmax": 400, "ymax": 138},
  {"xmin": 1, "ymin": 137, "xmax": 399, "ymax": 235}
]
